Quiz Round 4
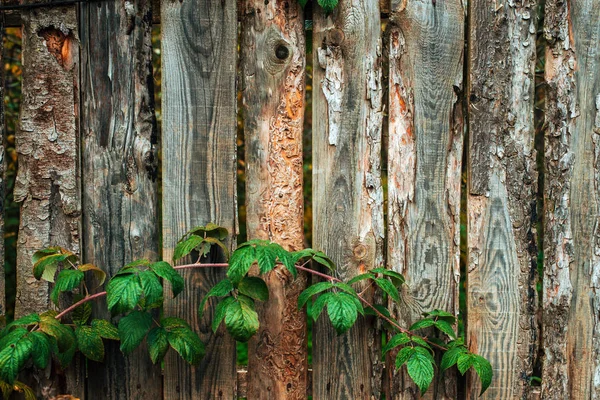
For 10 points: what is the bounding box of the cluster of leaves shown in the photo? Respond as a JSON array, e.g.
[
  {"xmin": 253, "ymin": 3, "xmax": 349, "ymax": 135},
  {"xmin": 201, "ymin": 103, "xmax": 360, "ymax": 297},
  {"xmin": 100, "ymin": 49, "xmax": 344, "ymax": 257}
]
[
  {"xmin": 0, "ymin": 223, "xmax": 493, "ymax": 397},
  {"xmin": 299, "ymin": 0, "xmax": 339, "ymax": 13}
]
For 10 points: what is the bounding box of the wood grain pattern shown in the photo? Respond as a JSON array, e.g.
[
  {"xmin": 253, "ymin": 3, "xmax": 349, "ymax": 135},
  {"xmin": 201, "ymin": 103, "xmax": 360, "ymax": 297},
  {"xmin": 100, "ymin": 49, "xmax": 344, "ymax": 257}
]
[
  {"xmin": 467, "ymin": 0, "xmax": 539, "ymax": 398},
  {"xmin": 387, "ymin": 1, "xmax": 464, "ymax": 398},
  {"xmin": 161, "ymin": 1, "xmax": 238, "ymax": 398},
  {"xmin": 79, "ymin": 1, "xmax": 162, "ymax": 399},
  {"xmin": 241, "ymin": 1, "xmax": 307, "ymax": 399},
  {"xmin": 312, "ymin": 0, "xmax": 384, "ymax": 398},
  {"xmin": 542, "ymin": 1, "xmax": 600, "ymax": 398}
]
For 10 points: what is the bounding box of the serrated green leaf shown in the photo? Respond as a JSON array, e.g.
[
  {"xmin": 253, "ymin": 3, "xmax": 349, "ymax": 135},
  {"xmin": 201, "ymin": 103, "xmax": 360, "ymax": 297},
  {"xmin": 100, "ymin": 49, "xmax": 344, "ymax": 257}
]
[
  {"xmin": 441, "ymin": 346, "xmax": 467, "ymax": 371},
  {"xmin": 71, "ymin": 300, "xmax": 92, "ymax": 326},
  {"xmin": 227, "ymin": 246, "xmax": 256, "ymax": 284},
  {"xmin": 238, "ymin": 277, "xmax": 269, "ymax": 302},
  {"xmin": 383, "ymin": 333, "xmax": 411, "ymax": 354},
  {"xmin": 407, "ymin": 349, "xmax": 435, "ymax": 395},
  {"xmin": 51, "ymin": 269, "xmax": 84, "ymax": 304},
  {"xmin": 311, "ymin": 292, "xmax": 333, "ymax": 321},
  {"xmin": 78, "ymin": 263, "xmax": 107, "ymax": 287},
  {"xmin": 434, "ymin": 319, "xmax": 457, "ymax": 339},
  {"xmin": 0, "ymin": 328, "xmax": 28, "ymax": 352},
  {"xmin": 166, "ymin": 325, "xmax": 205, "ymax": 366},
  {"xmin": 396, "ymin": 346, "xmax": 415, "ymax": 369},
  {"xmin": 32, "ymin": 249, "xmax": 76, "ymax": 282},
  {"xmin": 189, "ymin": 223, "xmax": 229, "ymax": 241},
  {"xmin": 106, "ymin": 273, "xmax": 143, "ymax": 314},
  {"xmin": 410, "ymin": 336, "xmax": 433, "ymax": 351},
  {"xmin": 424, "ymin": 309, "xmax": 456, "ymax": 321},
  {"xmin": 457, "ymin": 353, "xmax": 475, "ymax": 375},
  {"xmin": 199, "ymin": 278, "xmax": 234, "ymax": 318},
  {"xmin": 147, "ymin": 327, "xmax": 169, "ymax": 364},
  {"xmin": 139, "ymin": 270, "xmax": 164, "ymax": 309},
  {"xmin": 27, "ymin": 331, "xmax": 51, "ymax": 369},
  {"xmin": 348, "ymin": 273, "xmax": 374, "ymax": 285},
  {"xmin": 7, "ymin": 314, "xmax": 40, "ymax": 328},
  {"xmin": 173, "ymin": 234, "xmax": 204, "ymax": 261},
  {"xmin": 150, "ymin": 261, "xmax": 185, "ymax": 297},
  {"xmin": 91, "ymin": 319, "xmax": 119, "ymax": 340},
  {"xmin": 472, "ymin": 355, "xmax": 493, "ymax": 395},
  {"xmin": 312, "ymin": 253, "xmax": 335, "ymax": 271},
  {"xmin": 212, "ymin": 296, "xmax": 236, "ymax": 333},
  {"xmin": 327, "ymin": 293, "xmax": 358, "ymax": 334},
  {"xmin": 118, "ymin": 311, "xmax": 152, "ymax": 354},
  {"xmin": 38, "ymin": 316, "xmax": 74, "ymax": 353},
  {"xmin": 53, "ymin": 328, "xmax": 77, "ymax": 367},
  {"xmin": 0, "ymin": 338, "xmax": 32, "ymax": 384},
  {"xmin": 298, "ymin": 281, "xmax": 334, "ymax": 309},
  {"xmin": 414, "ymin": 345, "xmax": 436, "ymax": 363},
  {"xmin": 75, "ymin": 326, "xmax": 104, "ymax": 362},
  {"xmin": 224, "ymin": 295, "xmax": 259, "ymax": 342},
  {"xmin": 290, "ymin": 248, "xmax": 315, "ymax": 263},
  {"xmin": 409, "ymin": 318, "xmax": 435, "ymax": 331},
  {"xmin": 375, "ymin": 278, "xmax": 401, "ymax": 303},
  {"xmin": 256, "ymin": 245, "xmax": 277, "ymax": 274},
  {"xmin": 272, "ymin": 245, "xmax": 297, "ymax": 278},
  {"xmin": 203, "ymin": 236, "xmax": 230, "ymax": 259},
  {"xmin": 334, "ymin": 282, "xmax": 357, "ymax": 296},
  {"xmin": 161, "ymin": 317, "xmax": 192, "ymax": 330},
  {"xmin": 318, "ymin": 0, "xmax": 338, "ymax": 13}
]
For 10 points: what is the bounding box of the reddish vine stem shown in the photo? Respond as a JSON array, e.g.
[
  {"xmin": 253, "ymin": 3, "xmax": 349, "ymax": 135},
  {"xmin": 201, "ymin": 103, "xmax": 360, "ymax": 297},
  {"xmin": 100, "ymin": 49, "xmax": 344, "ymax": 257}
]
[{"xmin": 53, "ymin": 261, "xmax": 450, "ymax": 350}]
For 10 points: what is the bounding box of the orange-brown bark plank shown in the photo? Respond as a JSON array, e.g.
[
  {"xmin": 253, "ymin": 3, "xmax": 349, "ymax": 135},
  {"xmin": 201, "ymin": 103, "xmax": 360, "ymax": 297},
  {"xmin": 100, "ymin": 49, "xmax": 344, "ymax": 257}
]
[
  {"xmin": 312, "ymin": 0, "xmax": 385, "ymax": 398},
  {"xmin": 542, "ymin": 1, "xmax": 600, "ymax": 398},
  {"xmin": 387, "ymin": 0, "xmax": 464, "ymax": 398},
  {"xmin": 241, "ymin": 0, "xmax": 307, "ymax": 399},
  {"xmin": 466, "ymin": 0, "xmax": 539, "ymax": 398},
  {"xmin": 161, "ymin": 0, "xmax": 238, "ymax": 398},
  {"xmin": 79, "ymin": 1, "xmax": 162, "ymax": 398}
]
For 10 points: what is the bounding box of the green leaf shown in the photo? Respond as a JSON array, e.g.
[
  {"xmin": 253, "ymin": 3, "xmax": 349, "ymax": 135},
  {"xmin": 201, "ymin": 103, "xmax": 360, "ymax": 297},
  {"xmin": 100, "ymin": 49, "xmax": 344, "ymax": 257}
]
[
  {"xmin": 78, "ymin": 263, "xmax": 107, "ymax": 287},
  {"xmin": 256, "ymin": 245, "xmax": 277, "ymax": 274},
  {"xmin": 203, "ymin": 236, "xmax": 230, "ymax": 259},
  {"xmin": 0, "ymin": 328, "xmax": 28, "ymax": 353},
  {"xmin": 212, "ymin": 296, "xmax": 236, "ymax": 333},
  {"xmin": 139, "ymin": 270, "xmax": 164, "ymax": 309},
  {"xmin": 122, "ymin": 259, "xmax": 151, "ymax": 270},
  {"xmin": 410, "ymin": 336, "xmax": 433, "ymax": 351},
  {"xmin": 75, "ymin": 326, "xmax": 104, "ymax": 362},
  {"xmin": 224, "ymin": 295, "xmax": 259, "ymax": 342},
  {"xmin": 424, "ymin": 309, "xmax": 456, "ymax": 322},
  {"xmin": 299, "ymin": 0, "xmax": 308, "ymax": 8},
  {"xmin": 32, "ymin": 248, "xmax": 76, "ymax": 282},
  {"xmin": 227, "ymin": 246, "xmax": 256, "ymax": 284},
  {"xmin": 327, "ymin": 293, "xmax": 358, "ymax": 334},
  {"xmin": 333, "ymin": 282, "xmax": 357, "ymax": 296},
  {"xmin": 166, "ymin": 325, "xmax": 205, "ymax": 366},
  {"xmin": 150, "ymin": 261, "xmax": 185, "ymax": 297},
  {"xmin": 51, "ymin": 269, "xmax": 84, "ymax": 304},
  {"xmin": 38, "ymin": 316, "xmax": 74, "ymax": 353},
  {"xmin": 91, "ymin": 319, "xmax": 120, "ymax": 340},
  {"xmin": 317, "ymin": 0, "xmax": 338, "ymax": 13},
  {"xmin": 106, "ymin": 273, "xmax": 143, "ymax": 314},
  {"xmin": 189, "ymin": 223, "xmax": 229, "ymax": 241},
  {"xmin": 407, "ymin": 349, "xmax": 435, "ymax": 395},
  {"xmin": 375, "ymin": 278, "xmax": 401, "ymax": 303},
  {"xmin": 348, "ymin": 273, "xmax": 374, "ymax": 285},
  {"xmin": 71, "ymin": 300, "xmax": 92, "ymax": 326},
  {"xmin": 457, "ymin": 353, "xmax": 475, "ymax": 375},
  {"xmin": 173, "ymin": 234, "xmax": 204, "ymax": 261},
  {"xmin": 395, "ymin": 346, "xmax": 415, "ymax": 369},
  {"xmin": 472, "ymin": 355, "xmax": 493, "ymax": 395},
  {"xmin": 364, "ymin": 304, "xmax": 392, "ymax": 319},
  {"xmin": 290, "ymin": 248, "xmax": 316, "ymax": 263},
  {"xmin": 409, "ymin": 318, "xmax": 435, "ymax": 331},
  {"xmin": 273, "ymin": 245, "xmax": 297, "ymax": 278},
  {"xmin": 434, "ymin": 319, "xmax": 457, "ymax": 339},
  {"xmin": 441, "ymin": 346, "xmax": 467, "ymax": 371},
  {"xmin": 7, "ymin": 313, "xmax": 40, "ymax": 328},
  {"xmin": 198, "ymin": 278, "xmax": 234, "ymax": 318},
  {"xmin": 312, "ymin": 252, "xmax": 335, "ymax": 271},
  {"xmin": 298, "ymin": 281, "xmax": 334, "ymax": 309},
  {"xmin": 238, "ymin": 277, "xmax": 269, "ymax": 302},
  {"xmin": 147, "ymin": 327, "xmax": 169, "ymax": 364},
  {"xmin": 0, "ymin": 338, "xmax": 32, "ymax": 384},
  {"xmin": 310, "ymin": 292, "xmax": 333, "ymax": 321},
  {"xmin": 28, "ymin": 331, "xmax": 51, "ymax": 369},
  {"xmin": 118, "ymin": 311, "xmax": 152, "ymax": 355},
  {"xmin": 382, "ymin": 333, "xmax": 411, "ymax": 354}
]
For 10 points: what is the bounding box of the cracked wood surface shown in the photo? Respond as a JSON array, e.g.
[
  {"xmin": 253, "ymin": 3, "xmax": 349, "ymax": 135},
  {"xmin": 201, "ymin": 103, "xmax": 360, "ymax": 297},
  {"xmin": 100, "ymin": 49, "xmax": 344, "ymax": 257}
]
[
  {"xmin": 542, "ymin": 1, "xmax": 600, "ymax": 398},
  {"xmin": 241, "ymin": 1, "xmax": 307, "ymax": 399},
  {"xmin": 312, "ymin": 0, "xmax": 384, "ymax": 398},
  {"xmin": 467, "ymin": 0, "xmax": 539, "ymax": 398},
  {"xmin": 80, "ymin": 1, "xmax": 162, "ymax": 399},
  {"xmin": 387, "ymin": 1, "xmax": 464, "ymax": 398},
  {"xmin": 161, "ymin": 0, "xmax": 238, "ymax": 398}
]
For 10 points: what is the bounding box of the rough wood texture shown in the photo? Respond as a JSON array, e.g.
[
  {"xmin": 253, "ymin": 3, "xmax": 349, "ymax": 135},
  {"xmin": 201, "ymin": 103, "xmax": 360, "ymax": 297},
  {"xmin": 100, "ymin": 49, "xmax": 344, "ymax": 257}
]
[
  {"xmin": 387, "ymin": 1, "xmax": 464, "ymax": 398},
  {"xmin": 312, "ymin": 1, "xmax": 384, "ymax": 398},
  {"xmin": 79, "ymin": 1, "xmax": 161, "ymax": 399},
  {"xmin": 241, "ymin": 1, "xmax": 307, "ymax": 399},
  {"xmin": 467, "ymin": 0, "xmax": 539, "ymax": 398},
  {"xmin": 542, "ymin": 1, "xmax": 600, "ymax": 398},
  {"xmin": 161, "ymin": 1, "xmax": 238, "ymax": 398}
]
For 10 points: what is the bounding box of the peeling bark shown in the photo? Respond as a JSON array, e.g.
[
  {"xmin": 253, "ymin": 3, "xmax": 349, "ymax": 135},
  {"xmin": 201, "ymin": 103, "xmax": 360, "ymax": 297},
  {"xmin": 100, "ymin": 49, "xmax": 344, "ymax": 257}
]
[
  {"xmin": 467, "ymin": 0, "xmax": 539, "ymax": 398},
  {"xmin": 80, "ymin": 1, "xmax": 162, "ymax": 399},
  {"xmin": 312, "ymin": 1, "xmax": 384, "ymax": 398},
  {"xmin": 387, "ymin": 1, "xmax": 464, "ymax": 398},
  {"xmin": 542, "ymin": 1, "xmax": 600, "ymax": 398},
  {"xmin": 241, "ymin": 1, "xmax": 307, "ymax": 399}
]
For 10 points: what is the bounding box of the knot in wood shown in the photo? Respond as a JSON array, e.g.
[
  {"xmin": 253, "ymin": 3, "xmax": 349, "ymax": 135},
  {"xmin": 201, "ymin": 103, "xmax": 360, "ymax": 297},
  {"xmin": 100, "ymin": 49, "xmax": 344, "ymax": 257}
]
[
  {"xmin": 353, "ymin": 244, "xmax": 367, "ymax": 259},
  {"xmin": 326, "ymin": 28, "xmax": 345, "ymax": 47}
]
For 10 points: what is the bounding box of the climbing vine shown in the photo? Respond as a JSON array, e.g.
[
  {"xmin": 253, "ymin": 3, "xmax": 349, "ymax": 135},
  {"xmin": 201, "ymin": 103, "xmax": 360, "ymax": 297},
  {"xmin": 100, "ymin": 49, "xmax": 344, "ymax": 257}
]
[{"xmin": 0, "ymin": 224, "xmax": 491, "ymax": 398}]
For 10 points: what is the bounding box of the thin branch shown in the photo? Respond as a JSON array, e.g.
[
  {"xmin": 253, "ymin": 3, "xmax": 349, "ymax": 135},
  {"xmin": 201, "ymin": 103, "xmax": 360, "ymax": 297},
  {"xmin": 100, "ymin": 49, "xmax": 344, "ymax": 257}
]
[{"xmin": 55, "ymin": 291, "xmax": 106, "ymax": 320}]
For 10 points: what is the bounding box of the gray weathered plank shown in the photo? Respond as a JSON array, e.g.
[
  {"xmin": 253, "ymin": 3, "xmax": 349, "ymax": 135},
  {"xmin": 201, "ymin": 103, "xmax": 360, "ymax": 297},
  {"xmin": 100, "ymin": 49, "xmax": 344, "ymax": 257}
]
[
  {"xmin": 241, "ymin": 0, "xmax": 308, "ymax": 399},
  {"xmin": 161, "ymin": 0, "xmax": 238, "ymax": 398},
  {"xmin": 387, "ymin": 0, "xmax": 464, "ymax": 398},
  {"xmin": 466, "ymin": 0, "xmax": 539, "ymax": 398},
  {"xmin": 79, "ymin": 1, "xmax": 162, "ymax": 399},
  {"xmin": 312, "ymin": 0, "xmax": 384, "ymax": 398},
  {"xmin": 542, "ymin": 1, "xmax": 600, "ymax": 398}
]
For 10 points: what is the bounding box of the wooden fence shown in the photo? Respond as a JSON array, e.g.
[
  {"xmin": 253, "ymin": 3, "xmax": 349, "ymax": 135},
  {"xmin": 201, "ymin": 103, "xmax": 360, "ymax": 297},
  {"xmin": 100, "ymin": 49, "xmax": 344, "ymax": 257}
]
[{"xmin": 0, "ymin": 0, "xmax": 598, "ymax": 399}]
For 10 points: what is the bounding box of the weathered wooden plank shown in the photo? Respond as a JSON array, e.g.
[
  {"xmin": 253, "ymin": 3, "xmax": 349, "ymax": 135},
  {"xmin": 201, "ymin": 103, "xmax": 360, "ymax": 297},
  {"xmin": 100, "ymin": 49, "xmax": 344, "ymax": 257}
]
[
  {"xmin": 387, "ymin": 1, "xmax": 464, "ymax": 398},
  {"xmin": 161, "ymin": 1, "xmax": 238, "ymax": 398},
  {"xmin": 79, "ymin": 1, "xmax": 162, "ymax": 399},
  {"xmin": 241, "ymin": 1, "xmax": 307, "ymax": 399},
  {"xmin": 466, "ymin": 0, "xmax": 539, "ymax": 398},
  {"xmin": 15, "ymin": 5, "xmax": 83, "ymax": 398},
  {"xmin": 312, "ymin": 1, "xmax": 384, "ymax": 398},
  {"xmin": 542, "ymin": 1, "xmax": 600, "ymax": 398}
]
